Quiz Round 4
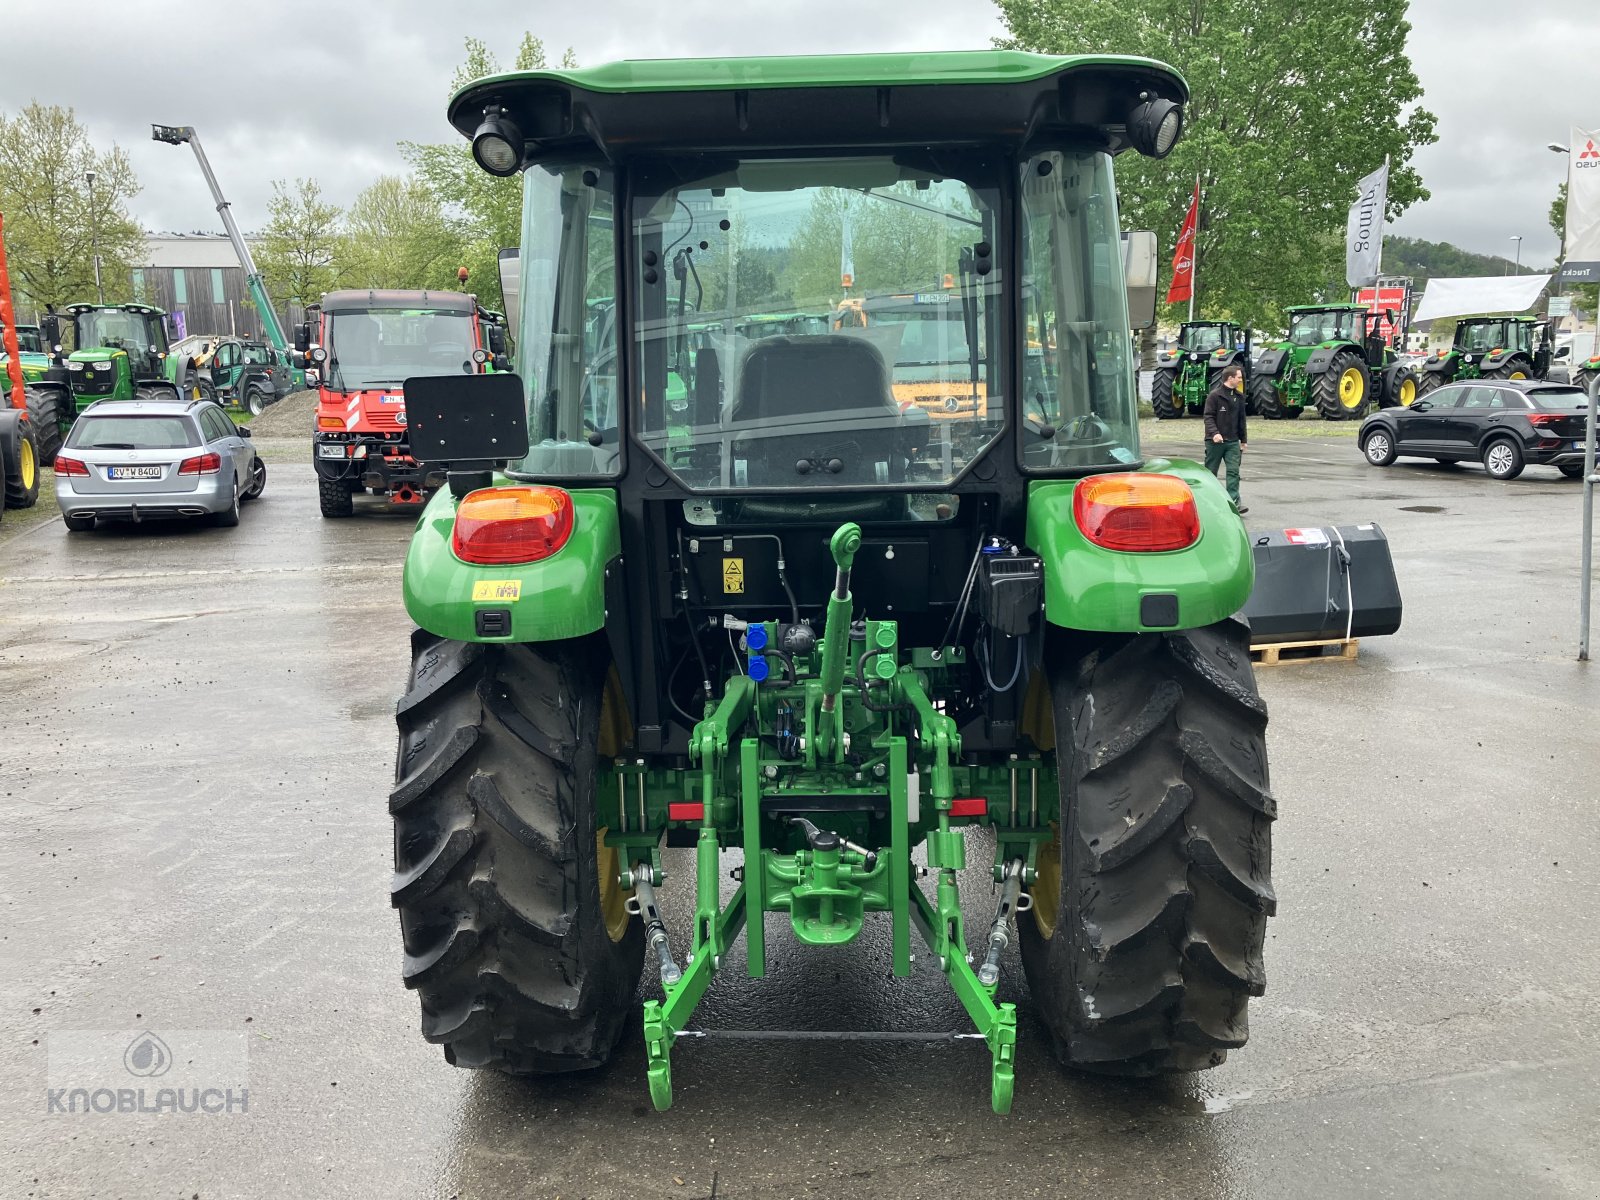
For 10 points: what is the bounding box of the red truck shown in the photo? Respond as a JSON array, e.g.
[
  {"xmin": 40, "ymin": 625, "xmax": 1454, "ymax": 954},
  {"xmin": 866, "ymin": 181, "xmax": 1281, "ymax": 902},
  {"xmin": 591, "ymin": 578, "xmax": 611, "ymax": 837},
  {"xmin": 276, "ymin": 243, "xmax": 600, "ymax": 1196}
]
[{"xmin": 298, "ymin": 289, "xmax": 507, "ymax": 517}]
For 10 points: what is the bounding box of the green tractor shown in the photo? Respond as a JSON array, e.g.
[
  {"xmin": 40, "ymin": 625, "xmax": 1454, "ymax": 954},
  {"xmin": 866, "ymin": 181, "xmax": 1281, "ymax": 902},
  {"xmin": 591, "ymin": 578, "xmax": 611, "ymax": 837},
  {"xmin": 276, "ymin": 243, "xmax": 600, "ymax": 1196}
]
[
  {"xmin": 1577, "ymin": 350, "xmax": 1600, "ymax": 396},
  {"xmin": 33, "ymin": 302, "xmax": 202, "ymax": 427},
  {"xmin": 390, "ymin": 49, "xmax": 1274, "ymax": 1115},
  {"xmin": 1249, "ymin": 304, "xmax": 1415, "ymax": 420},
  {"xmin": 1415, "ymin": 315, "xmax": 1554, "ymax": 400},
  {"xmin": 1150, "ymin": 320, "xmax": 1251, "ymax": 419}
]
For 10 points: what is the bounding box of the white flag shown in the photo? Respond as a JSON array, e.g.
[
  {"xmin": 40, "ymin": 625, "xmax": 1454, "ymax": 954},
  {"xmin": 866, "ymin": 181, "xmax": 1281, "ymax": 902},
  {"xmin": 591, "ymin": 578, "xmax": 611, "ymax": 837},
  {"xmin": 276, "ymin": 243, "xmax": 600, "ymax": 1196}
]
[
  {"xmin": 1345, "ymin": 162, "xmax": 1389, "ymax": 289},
  {"xmin": 1561, "ymin": 126, "xmax": 1600, "ymax": 281}
]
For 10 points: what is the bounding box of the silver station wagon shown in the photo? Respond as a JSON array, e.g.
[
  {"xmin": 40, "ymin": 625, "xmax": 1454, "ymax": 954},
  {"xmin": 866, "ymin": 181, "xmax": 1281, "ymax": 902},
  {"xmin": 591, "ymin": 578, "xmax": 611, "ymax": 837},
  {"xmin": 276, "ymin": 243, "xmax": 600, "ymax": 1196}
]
[{"xmin": 53, "ymin": 398, "xmax": 266, "ymax": 531}]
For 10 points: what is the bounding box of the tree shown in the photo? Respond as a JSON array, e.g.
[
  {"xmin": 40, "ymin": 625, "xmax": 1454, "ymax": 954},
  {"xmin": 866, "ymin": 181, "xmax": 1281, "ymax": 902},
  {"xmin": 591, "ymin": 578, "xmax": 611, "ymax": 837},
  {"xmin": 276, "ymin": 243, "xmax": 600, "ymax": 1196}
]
[
  {"xmin": 336, "ymin": 175, "xmax": 465, "ymax": 290},
  {"xmin": 0, "ymin": 103, "xmax": 144, "ymax": 311},
  {"xmin": 997, "ymin": 0, "xmax": 1438, "ymax": 328},
  {"xmin": 401, "ymin": 34, "xmax": 576, "ymax": 306},
  {"xmin": 255, "ymin": 178, "xmax": 342, "ymax": 307}
]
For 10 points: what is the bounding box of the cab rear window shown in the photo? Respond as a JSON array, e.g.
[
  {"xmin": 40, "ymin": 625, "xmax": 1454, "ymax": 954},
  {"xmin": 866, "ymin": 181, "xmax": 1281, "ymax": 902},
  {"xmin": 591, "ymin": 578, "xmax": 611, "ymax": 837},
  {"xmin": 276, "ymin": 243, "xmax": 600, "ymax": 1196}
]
[{"xmin": 67, "ymin": 415, "xmax": 200, "ymax": 450}]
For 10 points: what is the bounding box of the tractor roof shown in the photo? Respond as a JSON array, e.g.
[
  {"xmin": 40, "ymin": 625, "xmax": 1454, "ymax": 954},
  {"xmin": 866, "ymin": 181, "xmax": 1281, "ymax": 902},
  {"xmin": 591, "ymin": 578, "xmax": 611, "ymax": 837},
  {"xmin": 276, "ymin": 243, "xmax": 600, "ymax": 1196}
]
[
  {"xmin": 320, "ymin": 289, "xmax": 475, "ymax": 314},
  {"xmin": 1456, "ymin": 313, "xmax": 1537, "ymax": 323},
  {"xmin": 65, "ymin": 302, "xmax": 166, "ymax": 317},
  {"xmin": 448, "ymin": 50, "xmax": 1187, "ymax": 159},
  {"xmin": 1284, "ymin": 304, "xmax": 1367, "ymax": 314}
]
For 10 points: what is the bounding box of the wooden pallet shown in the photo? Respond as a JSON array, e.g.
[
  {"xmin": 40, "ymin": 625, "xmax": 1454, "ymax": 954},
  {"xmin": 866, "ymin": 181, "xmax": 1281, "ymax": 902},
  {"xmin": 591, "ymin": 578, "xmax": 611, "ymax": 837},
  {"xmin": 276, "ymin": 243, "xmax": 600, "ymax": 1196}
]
[{"xmin": 1251, "ymin": 637, "xmax": 1359, "ymax": 666}]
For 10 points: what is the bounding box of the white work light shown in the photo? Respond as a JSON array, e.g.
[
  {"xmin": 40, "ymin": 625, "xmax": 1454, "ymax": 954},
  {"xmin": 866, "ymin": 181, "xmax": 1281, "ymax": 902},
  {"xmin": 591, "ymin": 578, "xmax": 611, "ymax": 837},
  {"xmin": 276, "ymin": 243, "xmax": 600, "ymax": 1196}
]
[
  {"xmin": 1127, "ymin": 95, "xmax": 1183, "ymax": 159},
  {"xmin": 472, "ymin": 108, "xmax": 524, "ymax": 177}
]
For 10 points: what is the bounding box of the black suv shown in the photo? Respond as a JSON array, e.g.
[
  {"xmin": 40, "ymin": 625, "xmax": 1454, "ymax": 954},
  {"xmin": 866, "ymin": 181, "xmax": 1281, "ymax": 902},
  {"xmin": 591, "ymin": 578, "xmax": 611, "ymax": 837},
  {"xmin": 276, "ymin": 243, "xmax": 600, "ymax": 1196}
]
[{"xmin": 1358, "ymin": 380, "xmax": 1593, "ymax": 480}]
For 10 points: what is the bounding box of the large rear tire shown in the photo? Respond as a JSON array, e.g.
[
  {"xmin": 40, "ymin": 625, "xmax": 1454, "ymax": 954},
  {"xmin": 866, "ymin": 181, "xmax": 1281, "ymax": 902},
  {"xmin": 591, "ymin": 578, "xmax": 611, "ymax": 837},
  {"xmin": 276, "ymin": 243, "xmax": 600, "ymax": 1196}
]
[
  {"xmin": 1313, "ymin": 349, "xmax": 1370, "ymax": 420},
  {"xmin": 24, "ymin": 385, "xmax": 65, "ymax": 461},
  {"xmin": 1415, "ymin": 372, "xmax": 1445, "ymax": 401},
  {"xmin": 391, "ymin": 632, "xmax": 643, "ymax": 1073},
  {"xmin": 1151, "ymin": 368, "xmax": 1181, "ymax": 419},
  {"xmin": 2, "ymin": 422, "xmax": 41, "ymax": 509},
  {"xmin": 1247, "ymin": 373, "xmax": 1280, "ymax": 419},
  {"xmin": 1484, "ymin": 358, "xmax": 1534, "ymax": 382},
  {"xmin": 1019, "ymin": 617, "xmax": 1275, "ymax": 1075},
  {"xmin": 1576, "ymin": 369, "xmax": 1597, "ymax": 396}
]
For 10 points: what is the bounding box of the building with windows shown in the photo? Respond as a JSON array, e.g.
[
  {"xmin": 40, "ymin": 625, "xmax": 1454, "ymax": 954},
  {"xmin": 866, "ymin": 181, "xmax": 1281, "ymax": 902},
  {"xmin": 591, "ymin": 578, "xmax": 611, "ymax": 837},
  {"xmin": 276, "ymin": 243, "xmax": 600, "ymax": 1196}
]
[{"xmin": 133, "ymin": 233, "xmax": 303, "ymax": 341}]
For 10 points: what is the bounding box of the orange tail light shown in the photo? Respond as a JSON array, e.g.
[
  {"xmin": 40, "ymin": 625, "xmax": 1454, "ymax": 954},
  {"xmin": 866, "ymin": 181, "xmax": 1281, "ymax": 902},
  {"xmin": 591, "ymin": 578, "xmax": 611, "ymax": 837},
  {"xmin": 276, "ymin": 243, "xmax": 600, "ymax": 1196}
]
[
  {"xmin": 452, "ymin": 486, "xmax": 575, "ymax": 565},
  {"xmin": 1073, "ymin": 473, "xmax": 1200, "ymax": 552}
]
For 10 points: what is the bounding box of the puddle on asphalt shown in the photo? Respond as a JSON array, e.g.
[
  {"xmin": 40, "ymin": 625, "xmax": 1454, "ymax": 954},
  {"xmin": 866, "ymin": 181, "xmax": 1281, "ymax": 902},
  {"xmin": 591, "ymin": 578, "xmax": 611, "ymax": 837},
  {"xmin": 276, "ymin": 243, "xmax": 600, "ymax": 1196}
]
[{"xmin": 1399, "ymin": 505, "xmax": 1447, "ymax": 513}]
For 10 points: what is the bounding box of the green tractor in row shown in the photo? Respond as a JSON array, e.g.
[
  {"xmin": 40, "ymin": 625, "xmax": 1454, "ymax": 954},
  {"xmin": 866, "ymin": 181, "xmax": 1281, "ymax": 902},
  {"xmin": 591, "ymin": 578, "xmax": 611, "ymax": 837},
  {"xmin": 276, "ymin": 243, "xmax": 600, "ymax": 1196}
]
[
  {"xmin": 1415, "ymin": 315, "xmax": 1553, "ymax": 399},
  {"xmin": 1577, "ymin": 349, "xmax": 1600, "ymax": 396},
  {"xmin": 1249, "ymin": 304, "xmax": 1415, "ymax": 420},
  {"xmin": 387, "ymin": 50, "xmax": 1275, "ymax": 1115},
  {"xmin": 25, "ymin": 302, "xmax": 204, "ymax": 454},
  {"xmin": 1150, "ymin": 320, "xmax": 1252, "ymax": 418}
]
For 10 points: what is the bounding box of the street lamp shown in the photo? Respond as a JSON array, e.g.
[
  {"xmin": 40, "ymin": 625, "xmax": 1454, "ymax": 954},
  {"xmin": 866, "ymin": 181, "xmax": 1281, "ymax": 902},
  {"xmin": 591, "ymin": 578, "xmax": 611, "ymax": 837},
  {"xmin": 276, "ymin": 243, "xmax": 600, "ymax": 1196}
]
[
  {"xmin": 1510, "ymin": 235, "xmax": 1523, "ymax": 274},
  {"xmin": 86, "ymin": 169, "xmax": 102, "ymax": 303}
]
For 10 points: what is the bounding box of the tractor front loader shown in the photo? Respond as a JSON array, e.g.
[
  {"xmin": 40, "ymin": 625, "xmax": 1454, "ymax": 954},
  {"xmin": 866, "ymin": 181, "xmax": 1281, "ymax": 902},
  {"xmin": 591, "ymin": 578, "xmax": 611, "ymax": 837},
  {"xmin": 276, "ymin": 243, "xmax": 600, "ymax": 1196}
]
[{"xmin": 389, "ymin": 50, "xmax": 1275, "ymax": 1115}]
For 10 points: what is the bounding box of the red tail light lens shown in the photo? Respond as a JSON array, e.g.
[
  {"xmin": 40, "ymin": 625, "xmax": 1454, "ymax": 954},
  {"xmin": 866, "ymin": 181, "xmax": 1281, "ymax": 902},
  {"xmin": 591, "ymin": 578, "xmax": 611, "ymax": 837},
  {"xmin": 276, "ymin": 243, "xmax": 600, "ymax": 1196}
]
[
  {"xmin": 54, "ymin": 455, "xmax": 89, "ymax": 476},
  {"xmin": 1527, "ymin": 413, "xmax": 1560, "ymax": 426},
  {"xmin": 1073, "ymin": 473, "xmax": 1200, "ymax": 552},
  {"xmin": 178, "ymin": 452, "xmax": 221, "ymax": 475},
  {"xmin": 452, "ymin": 486, "xmax": 575, "ymax": 565}
]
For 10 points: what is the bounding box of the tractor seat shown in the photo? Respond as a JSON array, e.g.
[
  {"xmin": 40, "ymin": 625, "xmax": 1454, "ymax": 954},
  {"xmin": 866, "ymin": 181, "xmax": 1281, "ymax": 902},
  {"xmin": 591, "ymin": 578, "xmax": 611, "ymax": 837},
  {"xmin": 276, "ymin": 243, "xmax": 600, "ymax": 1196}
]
[{"xmin": 729, "ymin": 335, "xmax": 906, "ymax": 487}]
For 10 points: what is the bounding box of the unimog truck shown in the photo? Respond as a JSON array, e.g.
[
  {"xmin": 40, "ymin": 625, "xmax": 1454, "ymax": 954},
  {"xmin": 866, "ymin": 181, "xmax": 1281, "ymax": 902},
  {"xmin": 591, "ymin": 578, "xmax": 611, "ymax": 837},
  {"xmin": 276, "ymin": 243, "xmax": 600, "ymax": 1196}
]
[
  {"xmin": 1150, "ymin": 320, "xmax": 1251, "ymax": 418},
  {"xmin": 299, "ymin": 290, "xmax": 508, "ymax": 516},
  {"xmin": 1250, "ymin": 304, "xmax": 1415, "ymax": 420},
  {"xmin": 1415, "ymin": 315, "xmax": 1554, "ymax": 400},
  {"xmin": 389, "ymin": 50, "xmax": 1274, "ymax": 1114}
]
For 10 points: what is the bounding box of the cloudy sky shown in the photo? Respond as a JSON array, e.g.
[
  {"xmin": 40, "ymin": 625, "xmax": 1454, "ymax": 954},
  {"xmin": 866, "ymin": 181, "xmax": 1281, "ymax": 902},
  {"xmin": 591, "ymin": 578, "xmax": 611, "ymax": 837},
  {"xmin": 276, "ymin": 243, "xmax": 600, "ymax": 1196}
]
[{"xmin": 3, "ymin": 0, "xmax": 1594, "ymax": 267}]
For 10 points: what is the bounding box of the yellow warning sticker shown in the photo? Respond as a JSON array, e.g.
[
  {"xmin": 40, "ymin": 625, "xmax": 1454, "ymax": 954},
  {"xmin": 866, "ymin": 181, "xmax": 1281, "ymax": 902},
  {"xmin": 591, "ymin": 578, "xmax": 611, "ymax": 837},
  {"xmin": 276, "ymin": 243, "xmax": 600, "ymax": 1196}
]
[
  {"xmin": 722, "ymin": 557, "xmax": 745, "ymax": 594},
  {"xmin": 472, "ymin": 579, "xmax": 522, "ymax": 602}
]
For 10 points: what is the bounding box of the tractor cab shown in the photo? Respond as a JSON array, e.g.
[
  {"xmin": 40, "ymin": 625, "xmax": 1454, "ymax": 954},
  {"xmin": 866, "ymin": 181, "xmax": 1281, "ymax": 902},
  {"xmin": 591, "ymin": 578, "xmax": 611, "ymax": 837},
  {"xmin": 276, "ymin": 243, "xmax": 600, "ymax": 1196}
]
[
  {"xmin": 1178, "ymin": 321, "xmax": 1232, "ymax": 352},
  {"xmin": 44, "ymin": 303, "xmax": 185, "ymax": 413},
  {"xmin": 1286, "ymin": 305, "xmax": 1363, "ymax": 348},
  {"xmin": 390, "ymin": 51, "xmax": 1273, "ymax": 1117}
]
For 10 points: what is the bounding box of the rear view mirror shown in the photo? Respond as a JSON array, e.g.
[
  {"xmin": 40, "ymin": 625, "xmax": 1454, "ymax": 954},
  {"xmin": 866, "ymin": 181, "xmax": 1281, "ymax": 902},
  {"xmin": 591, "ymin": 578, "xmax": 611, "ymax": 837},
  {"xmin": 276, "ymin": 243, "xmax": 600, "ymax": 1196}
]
[
  {"xmin": 238, "ymin": 425, "xmax": 252, "ymax": 437},
  {"xmin": 1411, "ymin": 401, "xmax": 1431, "ymax": 412},
  {"xmin": 497, "ymin": 248, "xmax": 521, "ymax": 335},
  {"xmin": 40, "ymin": 314, "xmax": 61, "ymax": 357},
  {"xmin": 293, "ymin": 322, "xmax": 311, "ymax": 353},
  {"xmin": 1121, "ymin": 231, "xmax": 1158, "ymax": 330}
]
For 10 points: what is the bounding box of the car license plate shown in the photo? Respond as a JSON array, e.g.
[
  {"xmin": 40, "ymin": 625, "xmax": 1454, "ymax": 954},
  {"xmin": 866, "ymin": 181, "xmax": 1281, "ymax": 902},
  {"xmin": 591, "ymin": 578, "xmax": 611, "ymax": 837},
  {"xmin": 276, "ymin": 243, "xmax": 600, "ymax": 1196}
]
[
  {"xmin": 108, "ymin": 465, "xmax": 162, "ymax": 480},
  {"xmin": 318, "ymin": 443, "xmax": 347, "ymax": 459}
]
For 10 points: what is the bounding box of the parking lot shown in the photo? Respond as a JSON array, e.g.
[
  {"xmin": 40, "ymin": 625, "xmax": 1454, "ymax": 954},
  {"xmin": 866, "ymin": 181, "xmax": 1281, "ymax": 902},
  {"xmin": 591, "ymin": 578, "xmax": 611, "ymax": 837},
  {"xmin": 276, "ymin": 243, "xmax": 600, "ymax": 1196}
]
[{"xmin": 3, "ymin": 430, "xmax": 1598, "ymax": 1199}]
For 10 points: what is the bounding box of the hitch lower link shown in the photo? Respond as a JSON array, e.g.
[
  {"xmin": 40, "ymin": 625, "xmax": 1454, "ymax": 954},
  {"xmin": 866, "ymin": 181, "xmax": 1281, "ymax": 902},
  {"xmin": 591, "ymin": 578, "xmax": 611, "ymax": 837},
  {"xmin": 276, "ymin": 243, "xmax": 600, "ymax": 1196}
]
[{"xmin": 634, "ymin": 521, "xmax": 1028, "ymax": 1114}]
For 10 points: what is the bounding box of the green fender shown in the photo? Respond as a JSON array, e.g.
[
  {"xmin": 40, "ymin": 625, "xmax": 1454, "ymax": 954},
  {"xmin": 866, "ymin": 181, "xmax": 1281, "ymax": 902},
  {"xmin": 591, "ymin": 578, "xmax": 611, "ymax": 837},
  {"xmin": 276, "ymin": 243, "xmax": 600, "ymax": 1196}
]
[
  {"xmin": 1025, "ymin": 460, "xmax": 1253, "ymax": 633},
  {"xmin": 402, "ymin": 483, "xmax": 620, "ymax": 642}
]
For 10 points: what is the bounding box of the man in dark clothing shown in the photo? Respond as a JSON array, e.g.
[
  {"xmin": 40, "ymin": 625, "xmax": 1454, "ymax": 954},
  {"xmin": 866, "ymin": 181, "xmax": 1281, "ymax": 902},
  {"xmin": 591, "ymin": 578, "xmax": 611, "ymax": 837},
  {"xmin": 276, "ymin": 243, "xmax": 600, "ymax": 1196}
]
[{"xmin": 1203, "ymin": 364, "xmax": 1249, "ymax": 514}]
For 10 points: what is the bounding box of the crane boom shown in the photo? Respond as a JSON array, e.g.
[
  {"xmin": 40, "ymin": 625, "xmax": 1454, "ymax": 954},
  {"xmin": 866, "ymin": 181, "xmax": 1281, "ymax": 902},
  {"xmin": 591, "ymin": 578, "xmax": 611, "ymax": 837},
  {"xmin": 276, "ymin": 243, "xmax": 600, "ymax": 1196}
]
[{"xmin": 152, "ymin": 123, "xmax": 289, "ymax": 353}]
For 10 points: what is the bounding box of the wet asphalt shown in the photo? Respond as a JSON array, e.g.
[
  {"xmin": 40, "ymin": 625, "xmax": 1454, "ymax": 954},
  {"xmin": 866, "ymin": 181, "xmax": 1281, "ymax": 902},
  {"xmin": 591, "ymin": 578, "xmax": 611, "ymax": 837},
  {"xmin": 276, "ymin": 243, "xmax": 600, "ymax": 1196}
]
[{"xmin": 2, "ymin": 433, "xmax": 1598, "ymax": 1199}]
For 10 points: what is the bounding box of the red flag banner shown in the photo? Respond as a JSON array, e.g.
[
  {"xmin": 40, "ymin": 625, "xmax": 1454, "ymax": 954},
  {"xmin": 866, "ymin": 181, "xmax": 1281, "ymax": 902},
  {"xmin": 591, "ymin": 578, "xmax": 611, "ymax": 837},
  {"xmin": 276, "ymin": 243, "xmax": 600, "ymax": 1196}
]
[{"xmin": 1166, "ymin": 183, "xmax": 1199, "ymax": 305}]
